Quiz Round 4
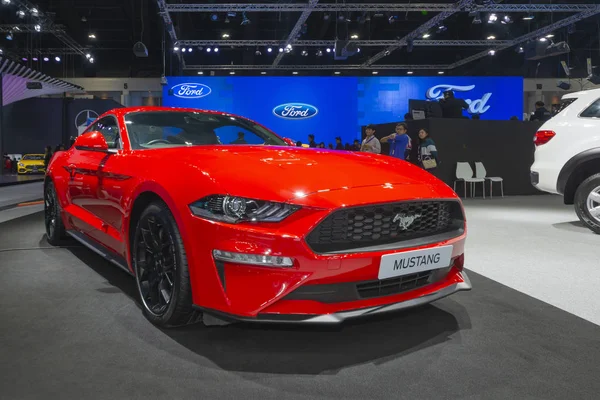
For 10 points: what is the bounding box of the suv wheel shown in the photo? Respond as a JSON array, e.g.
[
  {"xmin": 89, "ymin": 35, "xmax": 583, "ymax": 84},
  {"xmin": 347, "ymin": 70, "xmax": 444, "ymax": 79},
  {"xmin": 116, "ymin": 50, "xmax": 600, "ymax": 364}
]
[{"xmin": 574, "ymin": 173, "xmax": 600, "ymax": 234}]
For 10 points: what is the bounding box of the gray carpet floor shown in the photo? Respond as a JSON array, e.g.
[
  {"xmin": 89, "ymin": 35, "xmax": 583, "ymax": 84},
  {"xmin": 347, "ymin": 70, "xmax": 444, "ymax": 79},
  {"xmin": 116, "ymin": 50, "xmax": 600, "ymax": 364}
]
[{"xmin": 1, "ymin": 211, "xmax": 599, "ymax": 400}]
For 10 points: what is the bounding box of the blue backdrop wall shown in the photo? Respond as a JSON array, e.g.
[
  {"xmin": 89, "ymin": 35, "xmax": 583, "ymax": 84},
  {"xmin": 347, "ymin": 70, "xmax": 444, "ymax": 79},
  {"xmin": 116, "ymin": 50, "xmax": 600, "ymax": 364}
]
[{"xmin": 163, "ymin": 76, "xmax": 523, "ymax": 145}]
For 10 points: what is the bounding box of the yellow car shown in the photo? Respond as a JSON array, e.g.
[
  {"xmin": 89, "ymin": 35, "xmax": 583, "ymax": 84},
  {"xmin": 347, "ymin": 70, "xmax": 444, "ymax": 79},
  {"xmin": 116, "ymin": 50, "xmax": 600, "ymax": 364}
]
[{"xmin": 18, "ymin": 154, "xmax": 46, "ymax": 174}]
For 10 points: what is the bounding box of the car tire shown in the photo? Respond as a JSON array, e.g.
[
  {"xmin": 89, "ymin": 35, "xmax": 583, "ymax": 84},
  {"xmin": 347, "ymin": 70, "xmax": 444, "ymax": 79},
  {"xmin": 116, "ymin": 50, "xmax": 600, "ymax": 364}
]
[
  {"xmin": 44, "ymin": 181, "xmax": 67, "ymax": 245},
  {"xmin": 574, "ymin": 173, "xmax": 600, "ymax": 234},
  {"xmin": 132, "ymin": 201, "xmax": 201, "ymax": 327}
]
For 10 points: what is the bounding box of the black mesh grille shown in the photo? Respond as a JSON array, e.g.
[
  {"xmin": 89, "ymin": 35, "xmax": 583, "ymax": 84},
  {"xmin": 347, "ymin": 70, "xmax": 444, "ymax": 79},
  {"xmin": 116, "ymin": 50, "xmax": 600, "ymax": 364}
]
[
  {"xmin": 306, "ymin": 200, "xmax": 463, "ymax": 253},
  {"xmin": 356, "ymin": 271, "xmax": 432, "ymax": 299}
]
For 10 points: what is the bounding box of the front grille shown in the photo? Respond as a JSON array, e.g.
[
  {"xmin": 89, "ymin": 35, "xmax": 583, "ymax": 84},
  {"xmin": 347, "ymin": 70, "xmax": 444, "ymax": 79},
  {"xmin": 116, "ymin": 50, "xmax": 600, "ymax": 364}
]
[
  {"xmin": 356, "ymin": 271, "xmax": 432, "ymax": 299},
  {"xmin": 306, "ymin": 200, "xmax": 463, "ymax": 253}
]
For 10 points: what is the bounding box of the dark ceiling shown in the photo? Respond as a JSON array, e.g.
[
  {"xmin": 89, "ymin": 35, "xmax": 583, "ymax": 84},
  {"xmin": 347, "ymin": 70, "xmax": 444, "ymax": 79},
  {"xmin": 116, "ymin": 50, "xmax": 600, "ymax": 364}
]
[{"xmin": 1, "ymin": 0, "xmax": 599, "ymax": 79}]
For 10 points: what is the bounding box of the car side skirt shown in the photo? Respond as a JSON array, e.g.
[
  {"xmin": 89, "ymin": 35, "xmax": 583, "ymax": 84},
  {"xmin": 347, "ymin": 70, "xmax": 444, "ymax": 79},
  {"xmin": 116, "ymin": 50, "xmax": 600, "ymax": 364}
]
[
  {"xmin": 193, "ymin": 270, "xmax": 472, "ymax": 324},
  {"xmin": 67, "ymin": 230, "xmax": 133, "ymax": 276}
]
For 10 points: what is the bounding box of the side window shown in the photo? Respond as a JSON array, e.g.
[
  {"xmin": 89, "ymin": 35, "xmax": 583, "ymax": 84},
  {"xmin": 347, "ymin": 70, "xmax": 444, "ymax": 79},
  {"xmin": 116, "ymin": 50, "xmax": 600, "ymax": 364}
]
[
  {"xmin": 580, "ymin": 98, "xmax": 600, "ymax": 119},
  {"xmin": 213, "ymin": 126, "xmax": 265, "ymax": 145},
  {"xmin": 91, "ymin": 116, "xmax": 120, "ymax": 149}
]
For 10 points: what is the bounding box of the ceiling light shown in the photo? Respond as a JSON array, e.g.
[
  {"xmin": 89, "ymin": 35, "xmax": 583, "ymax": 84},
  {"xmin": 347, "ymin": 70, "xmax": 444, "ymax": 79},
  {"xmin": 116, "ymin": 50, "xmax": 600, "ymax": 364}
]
[
  {"xmin": 407, "ymin": 71, "xmax": 414, "ymax": 75},
  {"xmin": 351, "ymin": 34, "xmax": 359, "ymax": 39},
  {"xmin": 55, "ymin": 56, "xmax": 61, "ymax": 62},
  {"xmin": 188, "ymin": 47, "xmax": 193, "ymax": 52},
  {"xmin": 516, "ymin": 46, "xmax": 524, "ymax": 54},
  {"xmin": 372, "ymin": 71, "xmax": 378, "ymax": 75},
  {"xmin": 0, "ymin": 49, "xmax": 3, "ymax": 54},
  {"xmin": 5, "ymin": 32, "xmax": 12, "ymax": 40},
  {"xmin": 43, "ymin": 57, "xmax": 49, "ymax": 62},
  {"xmin": 31, "ymin": 7, "xmax": 38, "ymax": 16},
  {"xmin": 278, "ymin": 47, "xmax": 283, "ymax": 53},
  {"xmin": 488, "ymin": 50, "xmax": 496, "ymax": 55},
  {"xmin": 261, "ymin": 71, "xmax": 266, "ymax": 75},
  {"xmin": 501, "ymin": 15, "xmax": 512, "ymax": 24},
  {"xmin": 197, "ymin": 71, "xmax": 204, "ymax": 75},
  {"xmin": 255, "ymin": 49, "xmax": 262, "ymax": 56},
  {"xmin": 182, "ymin": 48, "xmax": 187, "ymax": 52},
  {"xmin": 436, "ymin": 25, "xmax": 447, "ymax": 33},
  {"xmin": 487, "ymin": 35, "xmax": 496, "ymax": 40},
  {"xmin": 438, "ymin": 71, "xmax": 444, "ymax": 75},
  {"xmin": 323, "ymin": 13, "xmax": 330, "ymax": 21},
  {"xmin": 88, "ymin": 33, "xmax": 96, "ymax": 39},
  {"xmin": 14, "ymin": 26, "xmax": 20, "ymax": 31},
  {"xmin": 210, "ymin": 14, "xmax": 218, "ymax": 21},
  {"xmin": 173, "ymin": 46, "xmax": 179, "ymax": 51},
  {"xmin": 292, "ymin": 71, "xmax": 298, "ymax": 75},
  {"xmin": 539, "ymin": 37, "xmax": 547, "ymax": 42},
  {"xmin": 34, "ymin": 24, "xmax": 41, "ymax": 32},
  {"xmin": 21, "ymin": 57, "xmax": 27, "ymax": 61},
  {"xmin": 205, "ymin": 48, "xmax": 210, "ymax": 52},
  {"xmin": 488, "ymin": 13, "xmax": 497, "ymax": 23},
  {"xmin": 334, "ymin": 71, "xmax": 341, "ymax": 75},
  {"xmin": 2, "ymin": 0, "xmax": 11, "ymax": 5},
  {"xmin": 422, "ymin": 33, "xmax": 431, "ymax": 38},
  {"xmin": 229, "ymin": 71, "xmax": 235, "ymax": 75},
  {"xmin": 85, "ymin": 53, "xmax": 91, "ymax": 59},
  {"xmin": 316, "ymin": 50, "xmax": 323, "ymax": 56},
  {"xmin": 357, "ymin": 48, "xmax": 361, "ymax": 52},
  {"xmin": 523, "ymin": 15, "xmax": 534, "ymax": 21},
  {"xmin": 222, "ymin": 33, "xmax": 230, "ymax": 38},
  {"xmin": 213, "ymin": 47, "xmax": 219, "ymax": 52},
  {"xmin": 546, "ymin": 34, "xmax": 554, "ymax": 38},
  {"xmin": 89, "ymin": 57, "xmax": 94, "ymax": 63},
  {"xmin": 267, "ymin": 47, "xmax": 272, "ymax": 52},
  {"xmin": 32, "ymin": 57, "xmax": 37, "ymax": 61},
  {"xmin": 326, "ymin": 48, "xmax": 331, "ymax": 53},
  {"xmin": 16, "ymin": 10, "xmax": 25, "ymax": 18}
]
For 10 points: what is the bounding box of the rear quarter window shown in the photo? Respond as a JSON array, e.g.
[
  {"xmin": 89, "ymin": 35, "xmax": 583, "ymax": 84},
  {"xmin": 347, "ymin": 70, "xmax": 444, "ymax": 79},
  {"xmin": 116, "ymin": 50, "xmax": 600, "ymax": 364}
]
[{"xmin": 580, "ymin": 98, "xmax": 600, "ymax": 118}]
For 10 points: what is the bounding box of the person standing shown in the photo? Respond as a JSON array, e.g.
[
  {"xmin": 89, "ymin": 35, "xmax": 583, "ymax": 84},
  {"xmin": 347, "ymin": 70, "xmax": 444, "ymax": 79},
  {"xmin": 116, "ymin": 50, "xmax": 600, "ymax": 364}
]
[
  {"xmin": 530, "ymin": 101, "xmax": 551, "ymax": 122},
  {"xmin": 417, "ymin": 129, "xmax": 439, "ymax": 173},
  {"xmin": 380, "ymin": 123, "xmax": 412, "ymax": 161},
  {"xmin": 360, "ymin": 125, "xmax": 381, "ymax": 154},
  {"xmin": 43, "ymin": 146, "xmax": 53, "ymax": 170},
  {"xmin": 335, "ymin": 137, "xmax": 344, "ymax": 150},
  {"xmin": 352, "ymin": 139, "xmax": 361, "ymax": 151},
  {"xmin": 439, "ymin": 90, "xmax": 469, "ymax": 118},
  {"xmin": 308, "ymin": 134, "xmax": 317, "ymax": 148}
]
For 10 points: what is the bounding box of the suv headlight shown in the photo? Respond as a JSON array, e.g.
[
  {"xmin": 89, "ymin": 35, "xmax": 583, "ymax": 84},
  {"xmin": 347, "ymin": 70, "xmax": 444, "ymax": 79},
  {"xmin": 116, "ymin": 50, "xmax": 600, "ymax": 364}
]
[
  {"xmin": 18, "ymin": 163, "xmax": 24, "ymax": 167},
  {"xmin": 190, "ymin": 195, "xmax": 300, "ymax": 223}
]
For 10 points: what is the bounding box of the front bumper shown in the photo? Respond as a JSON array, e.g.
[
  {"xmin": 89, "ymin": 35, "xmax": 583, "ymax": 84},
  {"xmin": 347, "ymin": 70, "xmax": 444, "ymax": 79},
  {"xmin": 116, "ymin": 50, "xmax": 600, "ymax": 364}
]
[
  {"xmin": 197, "ymin": 270, "xmax": 471, "ymax": 324},
  {"xmin": 18, "ymin": 167, "xmax": 45, "ymax": 174}
]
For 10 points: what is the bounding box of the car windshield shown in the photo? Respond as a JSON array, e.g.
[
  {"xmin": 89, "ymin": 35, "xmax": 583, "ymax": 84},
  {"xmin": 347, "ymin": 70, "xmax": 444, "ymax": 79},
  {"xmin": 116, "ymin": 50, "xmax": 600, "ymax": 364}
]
[
  {"xmin": 22, "ymin": 155, "xmax": 43, "ymax": 160},
  {"xmin": 124, "ymin": 111, "xmax": 287, "ymax": 150}
]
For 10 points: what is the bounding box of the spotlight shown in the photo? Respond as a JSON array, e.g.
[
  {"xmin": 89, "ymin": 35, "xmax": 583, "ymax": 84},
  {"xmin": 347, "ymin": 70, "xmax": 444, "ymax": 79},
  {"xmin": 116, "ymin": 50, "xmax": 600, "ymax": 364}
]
[
  {"xmin": 516, "ymin": 47, "xmax": 524, "ymax": 54},
  {"xmin": 372, "ymin": 71, "xmax": 379, "ymax": 75},
  {"xmin": 43, "ymin": 57, "xmax": 49, "ymax": 62},
  {"xmin": 267, "ymin": 47, "xmax": 272, "ymax": 53},
  {"xmin": 438, "ymin": 71, "xmax": 444, "ymax": 75},
  {"xmin": 323, "ymin": 13, "xmax": 330, "ymax": 21},
  {"xmin": 338, "ymin": 14, "xmax": 345, "ymax": 21},
  {"xmin": 388, "ymin": 15, "xmax": 396, "ymax": 24},
  {"xmin": 5, "ymin": 32, "xmax": 13, "ymax": 40},
  {"xmin": 16, "ymin": 10, "xmax": 25, "ymax": 18},
  {"xmin": 255, "ymin": 49, "xmax": 262, "ymax": 56},
  {"xmin": 31, "ymin": 7, "xmax": 38, "ymax": 16},
  {"xmin": 279, "ymin": 47, "xmax": 283, "ymax": 53},
  {"xmin": 422, "ymin": 33, "xmax": 431, "ymax": 38},
  {"xmin": 206, "ymin": 48, "xmax": 211, "ymax": 53},
  {"xmin": 197, "ymin": 71, "xmax": 204, "ymax": 75},
  {"xmin": 188, "ymin": 48, "xmax": 193, "ymax": 52},
  {"xmin": 2, "ymin": 0, "xmax": 11, "ymax": 5},
  {"xmin": 488, "ymin": 13, "xmax": 497, "ymax": 23},
  {"xmin": 472, "ymin": 12, "xmax": 482, "ymax": 24},
  {"xmin": 85, "ymin": 53, "xmax": 91, "ymax": 59},
  {"xmin": 546, "ymin": 34, "xmax": 554, "ymax": 38},
  {"xmin": 14, "ymin": 26, "xmax": 20, "ymax": 31},
  {"xmin": 210, "ymin": 14, "xmax": 218, "ymax": 21},
  {"xmin": 173, "ymin": 46, "xmax": 179, "ymax": 51},
  {"xmin": 89, "ymin": 57, "xmax": 94, "ymax": 63},
  {"xmin": 436, "ymin": 25, "xmax": 447, "ymax": 33},
  {"xmin": 351, "ymin": 34, "xmax": 359, "ymax": 39},
  {"xmin": 261, "ymin": 71, "xmax": 266, "ymax": 75},
  {"xmin": 34, "ymin": 24, "xmax": 41, "ymax": 32},
  {"xmin": 21, "ymin": 57, "xmax": 27, "ymax": 61},
  {"xmin": 501, "ymin": 15, "xmax": 512, "ymax": 24},
  {"xmin": 229, "ymin": 71, "xmax": 235, "ymax": 75},
  {"xmin": 334, "ymin": 71, "xmax": 341, "ymax": 75},
  {"xmin": 523, "ymin": 14, "xmax": 534, "ymax": 21},
  {"xmin": 326, "ymin": 48, "xmax": 331, "ymax": 53},
  {"xmin": 489, "ymin": 50, "xmax": 496, "ymax": 55},
  {"xmin": 539, "ymin": 37, "xmax": 547, "ymax": 42},
  {"xmin": 55, "ymin": 56, "xmax": 61, "ymax": 62},
  {"xmin": 316, "ymin": 50, "xmax": 323, "ymax": 56},
  {"xmin": 0, "ymin": 49, "xmax": 3, "ymax": 54},
  {"xmin": 32, "ymin": 57, "xmax": 37, "ymax": 61},
  {"xmin": 182, "ymin": 48, "xmax": 187, "ymax": 52},
  {"xmin": 487, "ymin": 35, "xmax": 496, "ymax": 40},
  {"xmin": 88, "ymin": 33, "xmax": 96, "ymax": 39},
  {"xmin": 213, "ymin": 47, "xmax": 219, "ymax": 52},
  {"xmin": 407, "ymin": 71, "xmax": 414, "ymax": 75},
  {"xmin": 292, "ymin": 71, "xmax": 298, "ymax": 75},
  {"xmin": 222, "ymin": 33, "xmax": 230, "ymax": 38},
  {"xmin": 241, "ymin": 12, "xmax": 250, "ymax": 25},
  {"xmin": 301, "ymin": 50, "xmax": 308, "ymax": 56},
  {"xmin": 357, "ymin": 48, "xmax": 361, "ymax": 52}
]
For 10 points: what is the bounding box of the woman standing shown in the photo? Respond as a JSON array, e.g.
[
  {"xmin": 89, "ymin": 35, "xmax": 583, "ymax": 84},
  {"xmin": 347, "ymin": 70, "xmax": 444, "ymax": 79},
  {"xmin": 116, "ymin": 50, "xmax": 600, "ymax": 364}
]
[
  {"xmin": 417, "ymin": 129, "xmax": 439, "ymax": 174},
  {"xmin": 43, "ymin": 146, "xmax": 53, "ymax": 170}
]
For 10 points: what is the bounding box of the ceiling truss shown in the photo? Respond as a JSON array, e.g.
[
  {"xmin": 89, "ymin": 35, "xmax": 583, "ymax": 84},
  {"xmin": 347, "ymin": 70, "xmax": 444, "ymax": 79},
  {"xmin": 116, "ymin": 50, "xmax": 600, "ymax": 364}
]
[
  {"xmin": 184, "ymin": 64, "xmax": 449, "ymax": 71},
  {"xmin": 272, "ymin": 0, "xmax": 319, "ymax": 66},
  {"xmin": 175, "ymin": 39, "xmax": 512, "ymax": 47},
  {"xmin": 166, "ymin": 3, "xmax": 600, "ymax": 13}
]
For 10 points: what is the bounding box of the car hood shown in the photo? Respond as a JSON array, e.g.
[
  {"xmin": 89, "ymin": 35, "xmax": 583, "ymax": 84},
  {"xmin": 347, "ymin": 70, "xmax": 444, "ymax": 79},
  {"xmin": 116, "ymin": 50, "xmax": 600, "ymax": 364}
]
[
  {"xmin": 20, "ymin": 159, "xmax": 44, "ymax": 166},
  {"xmin": 165, "ymin": 145, "xmax": 447, "ymax": 204}
]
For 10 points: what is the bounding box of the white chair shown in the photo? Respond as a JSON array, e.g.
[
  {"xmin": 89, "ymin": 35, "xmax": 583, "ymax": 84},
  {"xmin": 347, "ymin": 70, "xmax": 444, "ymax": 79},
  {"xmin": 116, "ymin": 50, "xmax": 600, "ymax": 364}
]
[
  {"xmin": 475, "ymin": 162, "xmax": 504, "ymax": 198},
  {"xmin": 454, "ymin": 162, "xmax": 485, "ymax": 198}
]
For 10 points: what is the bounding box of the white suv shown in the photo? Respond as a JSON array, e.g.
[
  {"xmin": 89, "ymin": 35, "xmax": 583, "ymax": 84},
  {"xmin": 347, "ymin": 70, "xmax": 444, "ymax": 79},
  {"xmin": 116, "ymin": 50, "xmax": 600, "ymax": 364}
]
[{"xmin": 530, "ymin": 87, "xmax": 600, "ymax": 234}]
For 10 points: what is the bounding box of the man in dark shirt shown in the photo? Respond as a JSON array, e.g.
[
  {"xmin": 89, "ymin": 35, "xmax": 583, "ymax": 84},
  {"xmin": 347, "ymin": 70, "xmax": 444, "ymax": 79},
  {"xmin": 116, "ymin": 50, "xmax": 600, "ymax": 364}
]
[
  {"xmin": 439, "ymin": 90, "xmax": 469, "ymax": 118},
  {"xmin": 230, "ymin": 132, "xmax": 247, "ymax": 144},
  {"xmin": 308, "ymin": 134, "xmax": 317, "ymax": 148},
  {"xmin": 530, "ymin": 101, "xmax": 552, "ymax": 122},
  {"xmin": 335, "ymin": 137, "xmax": 344, "ymax": 150}
]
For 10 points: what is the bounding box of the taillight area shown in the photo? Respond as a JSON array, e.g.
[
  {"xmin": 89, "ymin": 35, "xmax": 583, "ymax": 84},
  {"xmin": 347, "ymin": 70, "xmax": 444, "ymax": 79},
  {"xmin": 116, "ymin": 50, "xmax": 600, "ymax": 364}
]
[{"xmin": 534, "ymin": 130, "xmax": 556, "ymax": 146}]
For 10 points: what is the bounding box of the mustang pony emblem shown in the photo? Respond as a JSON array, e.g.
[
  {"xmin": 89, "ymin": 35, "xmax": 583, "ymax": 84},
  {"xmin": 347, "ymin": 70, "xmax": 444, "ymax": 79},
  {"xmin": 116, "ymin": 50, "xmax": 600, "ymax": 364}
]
[{"xmin": 393, "ymin": 213, "xmax": 421, "ymax": 230}]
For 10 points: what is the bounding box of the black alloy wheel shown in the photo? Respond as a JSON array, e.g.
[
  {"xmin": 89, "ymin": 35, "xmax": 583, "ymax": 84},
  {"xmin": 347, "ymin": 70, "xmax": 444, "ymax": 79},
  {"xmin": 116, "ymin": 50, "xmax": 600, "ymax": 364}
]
[
  {"xmin": 133, "ymin": 201, "xmax": 199, "ymax": 327},
  {"xmin": 44, "ymin": 181, "xmax": 66, "ymax": 245}
]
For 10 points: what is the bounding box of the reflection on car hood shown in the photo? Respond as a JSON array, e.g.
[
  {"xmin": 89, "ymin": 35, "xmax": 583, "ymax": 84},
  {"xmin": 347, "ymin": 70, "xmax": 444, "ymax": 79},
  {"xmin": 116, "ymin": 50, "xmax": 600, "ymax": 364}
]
[{"xmin": 166, "ymin": 145, "xmax": 446, "ymax": 203}]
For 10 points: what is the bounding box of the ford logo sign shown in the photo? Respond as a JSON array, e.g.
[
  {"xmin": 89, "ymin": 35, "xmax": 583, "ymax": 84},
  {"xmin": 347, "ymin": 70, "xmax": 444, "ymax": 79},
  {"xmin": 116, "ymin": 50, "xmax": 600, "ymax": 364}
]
[
  {"xmin": 273, "ymin": 103, "xmax": 319, "ymax": 120},
  {"xmin": 171, "ymin": 83, "xmax": 212, "ymax": 99}
]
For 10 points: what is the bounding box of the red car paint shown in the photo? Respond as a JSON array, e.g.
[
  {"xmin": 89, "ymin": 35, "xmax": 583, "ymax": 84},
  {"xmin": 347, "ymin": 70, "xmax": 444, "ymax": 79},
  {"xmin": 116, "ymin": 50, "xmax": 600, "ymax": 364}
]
[{"xmin": 46, "ymin": 106, "xmax": 469, "ymax": 322}]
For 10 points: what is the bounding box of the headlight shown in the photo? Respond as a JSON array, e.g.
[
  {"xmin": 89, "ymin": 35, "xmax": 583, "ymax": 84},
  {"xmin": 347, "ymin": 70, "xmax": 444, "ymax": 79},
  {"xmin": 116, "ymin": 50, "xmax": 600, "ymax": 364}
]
[
  {"xmin": 190, "ymin": 195, "xmax": 300, "ymax": 223},
  {"xmin": 18, "ymin": 163, "xmax": 24, "ymax": 167}
]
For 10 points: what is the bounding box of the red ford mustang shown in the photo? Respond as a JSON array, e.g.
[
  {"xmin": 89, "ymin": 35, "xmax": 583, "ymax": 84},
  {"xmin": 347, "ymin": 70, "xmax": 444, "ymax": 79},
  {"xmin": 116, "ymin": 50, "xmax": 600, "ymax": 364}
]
[{"xmin": 45, "ymin": 106, "xmax": 470, "ymax": 327}]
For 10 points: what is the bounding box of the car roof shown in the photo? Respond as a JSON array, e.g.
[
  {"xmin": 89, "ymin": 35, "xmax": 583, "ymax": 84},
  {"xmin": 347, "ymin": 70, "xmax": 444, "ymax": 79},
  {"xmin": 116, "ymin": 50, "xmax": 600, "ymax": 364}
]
[
  {"xmin": 107, "ymin": 106, "xmax": 235, "ymax": 119},
  {"xmin": 562, "ymin": 87, "xmax": 600, "ymax": 100}
]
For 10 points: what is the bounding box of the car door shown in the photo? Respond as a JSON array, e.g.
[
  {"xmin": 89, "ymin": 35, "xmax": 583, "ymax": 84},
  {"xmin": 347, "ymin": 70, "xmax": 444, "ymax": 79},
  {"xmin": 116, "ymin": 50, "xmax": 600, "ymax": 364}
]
[{"xmin": 66, "ymin": 115, "xmax": 124, "ymax": 252}]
